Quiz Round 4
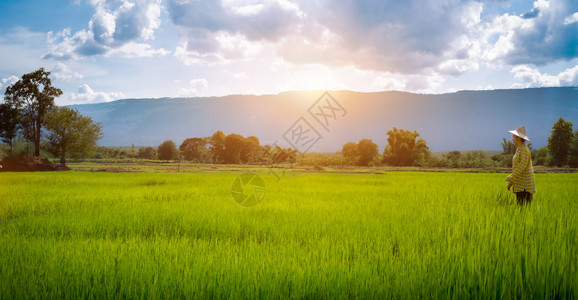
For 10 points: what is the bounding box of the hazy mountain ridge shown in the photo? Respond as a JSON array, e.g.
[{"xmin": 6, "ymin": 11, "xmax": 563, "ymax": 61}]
[{"xmin": 68, "ymin": 87, "xmax": 578, "ymax": 152}]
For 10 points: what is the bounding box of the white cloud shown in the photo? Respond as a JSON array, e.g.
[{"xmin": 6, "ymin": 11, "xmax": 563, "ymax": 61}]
[
  {"xmin": 108, "ymin": 42, "xmax": 169, "ymax": 58},
  {"xmin": 225, "ymin": 71, "xmax": 249, "ymax": 80},
  {"xmin": 224, "ymin": 1, "xmax": 265, "ymax": 16},
  {"xmin": 405, "ymin": 73, "xmax": 446, "ymax": 94},
  {"xmin": 480, "ymin": 0, "xmax": 578, "ymax": 66},
  {"xmin": 564, "ymin": 12, "xmax": 578, "ymax": 25},
  {"xmin": 178, "ymin": 78, "xmax": 208, "ymax": 97},
  {"xmin": 43, "ymin": 0, "xmax": 165, "ymax": 59},
  {"xmin": 0, "ymin": 75, "xmax": 19, "ymax": 94},
  {"xmin": 167, "ymin": 0, "xmax": 303, "ymax": 65},
  {"xmin": 165, "ymin": 0, "xmax": 577, "ymax": 84},
  {"xmin": 511, "ymin": 64, "xmax": 578, "ymax": 88},
  {"xmin": 437, "ymin": 58, "xmax": 480, "ymax": 76},
  {"xmin": 69, "ymin": 84, "xmax": 124, "ymax": 103},
  {"xmin": 371, "ymin": 74, "xmax": 406, "ymax": 91},
  {"xmin": 174, "ymin": 32, "xmax": 262, "ymax": 65},
  {"xmin": 90, "ymin": 6, "xmax": 116, "ymax": 45},
  {"xmin": 273, "ymin": 0, "xmax": 486, "ymax": 75},
  {"xmin": 476, "ymin": 85, "xmax": 494, "ymax": 91},
  {"xmin": 558, "ymin": 65, "xmax": 578, "ymax": 85},
  {"xmin": 44, "ymin": 28, "xmax": 107, "ymax": 60},
  {"xmin": 51, "ymin": 63, "xmax": 84, "ymax": 81}
]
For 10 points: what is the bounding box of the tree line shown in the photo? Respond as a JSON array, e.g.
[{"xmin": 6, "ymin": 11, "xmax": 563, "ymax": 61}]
[
  {"xmin": 152, "ymin": 119, "xmax": 577, "ymax": 169},
  {"xmin": 155, "ymin": 131, "xmax": 298, "ymax": 165},
  {"xmin": 336, "ymin": 118, "xmax": 577, "ymax": 168},
  {"xmin": 2, "ymin": 68, "xmax": 577, "ymax": 169}
]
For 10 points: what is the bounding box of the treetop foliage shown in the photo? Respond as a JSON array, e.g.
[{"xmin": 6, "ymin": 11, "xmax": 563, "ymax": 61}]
[
  {"xmin": 3, "ymin": 68, "xmax": 63, "ymax": 157},
  {"xmin": 383, "ymin": 127, "xmax": 430, "ymax": 166},
  {"xmin": 548, "ymin": 117, "xmax": 574, "ymax": 167}
]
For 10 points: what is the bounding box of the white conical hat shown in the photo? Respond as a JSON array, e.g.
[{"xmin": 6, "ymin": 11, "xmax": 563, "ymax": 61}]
[{"xmin": 508, "ymin": 125, "xmax": 530, "ymax": 142}]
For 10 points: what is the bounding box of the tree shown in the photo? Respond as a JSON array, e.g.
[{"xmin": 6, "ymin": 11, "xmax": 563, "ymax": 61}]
[
  {"xmin": 4, "ymin": 68, "xmax": 62, "ymax": 156},
  {"xmin": 570, "ymin": 131, "xmax": 578, "ymax": 168},
  {"xmin": 444, "ymin": 150, "xmax": 461, "ymax": 167},
  {"xmin": 265, "ymin": 145, "xmax": 297, "ymax": 165},
  {"xmin": 533, "ymin": 146, "xmax": 550, "ymax": 166},
  {"xmin": 241, "ymin": 136, "xmax": 263, "ymax": 164},
  {"xmin": 383, "ymin": 127, "xmax": 430, "ymax": 166},
  {"xmin": 500, "ymin": 138, "xmax": 516, "ymax": 154},
  {"xmin": 0, "ymin": 103, "xmax": 20, "ymax": 157},
  {"xmin": 209, "ymin": 130, "xmax": 226, "ymax": 163},
  {"xmin": 44, "ymin": 107, "xmax": 103, "ymax": 166},
  {"xmin": 158, "ymin": 140, "xmax": 178, "ymax": 162},
  {"xmin": 180, "ymin": 137, "xmax": 210, "ymax": 162},
  {"xmin": 357, "ymin": 139, "xmax": 379, "ymax": 166},
  {"xmin": 224, "ymin": 133, "xmax": 245, "ymax": 164},
  {"xmin": 138, "ymin": 146, "xmax": 157, "ymax": 160},
  {"xmin": 547, "ymin": 118, "xmax": 573, "ymax": 167},
  {"xmin": 341, "ymin": 142, "xmax": 358, "ymax": 164}
]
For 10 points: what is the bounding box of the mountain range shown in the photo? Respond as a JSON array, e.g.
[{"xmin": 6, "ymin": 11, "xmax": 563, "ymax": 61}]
[{"xmin": 69, "ymin": 87, "xmax": 578, "ymax": 152}]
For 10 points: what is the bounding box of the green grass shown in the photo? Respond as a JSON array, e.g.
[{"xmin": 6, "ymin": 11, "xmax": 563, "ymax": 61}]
[{"xmin": 0, "ymin": 171, "xmax": 576, "ymax": 298}]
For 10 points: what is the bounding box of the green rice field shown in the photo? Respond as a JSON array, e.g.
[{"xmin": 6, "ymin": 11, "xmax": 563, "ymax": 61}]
[{"xmin": 0, "ymin": 170, "xmax": 576, "ymax": 298}]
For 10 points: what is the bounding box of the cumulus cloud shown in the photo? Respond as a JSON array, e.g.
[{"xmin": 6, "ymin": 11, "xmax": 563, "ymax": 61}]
[
  {"xmin": 480, "ymin": 0, "xmax": 578, "ymax": 66},
  {"xmin": 50, "ymin": 63, "xmax": 84, "ymax": 81},
  {"xmin": 371, "ymin": 74, "xmax": 406, "ymax": 91},
  {"xmin": 167, "ymin": 0, "xmax": 486, "ymax": 75},
  {"xmin": 34, "ymin": 0, "xmax": 577, "ymax": 94},
  {"xmin": 69, "ymin": 83, "xmax": 125, "ymax": 103},
  {"xmin": 167, "ymin": 0, "xmax": 303, "ymax": 64},
  {"xmin": 178, "ymin": 78, "xmax": 209, "ymax": 97},
  {"xmin": 108, "ymin": 41, "xmax": 170, "ymax": 57},
  {"xmin": 564, "ymin": 12, "xmax": 578, "ymax": 25},
  {"xmin": 0, "ymin": 75, "xmax": 19, "ymax": 94},
  {"xmin": 511, "ymin": 64, "xmax": 578, "ymax": 88},
  {"xmin": 165, "ymin": 0, "xmax": 577, "ymax": 79},
  {"xmin": 44, "ymin": 0, "xmax": 167, "ymax": 60},
  {"xmin": 174, "ymin": 32, "xmax": 262, "ymax": 65}
]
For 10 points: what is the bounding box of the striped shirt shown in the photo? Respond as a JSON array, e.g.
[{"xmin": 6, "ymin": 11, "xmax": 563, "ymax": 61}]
[{"xmin": 506, "ymin": 143, "xmax": 536, "ymax": 194}]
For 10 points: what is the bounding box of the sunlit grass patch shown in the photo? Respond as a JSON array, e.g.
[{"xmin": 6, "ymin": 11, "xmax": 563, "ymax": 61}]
[{"xmin": 0, "ymin": 171, "xmax": 576, "ymax": 298}]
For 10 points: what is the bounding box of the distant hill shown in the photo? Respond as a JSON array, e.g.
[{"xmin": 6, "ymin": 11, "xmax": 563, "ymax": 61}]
[{"xmin": 69, "ymin": 87, "xmax": 578, "ymax": 152}]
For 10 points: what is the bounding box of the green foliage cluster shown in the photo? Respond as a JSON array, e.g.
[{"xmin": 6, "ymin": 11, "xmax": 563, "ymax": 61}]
[
  {"xmin": 570, "ymin": 131, "xmax": 578, "ymax": 168},
  {"xmin": 428, "ymin": 150, "xmax": 499, "ymax": 168},
  {"xmin": 0, "ymin": 172, "xmax": 576, "ymax": 298},
  {"xmin": 157, "ymin": 140, "xmax": 179, "ymax": 162},
  {"xmin": 176, "ymin": 131, "xmax": 297, "ymax": 165},
  {"xmin": 3, "ymin": 68, "xmax": 62, "ymax": 157},
  {"xmin": 341, "ymin": 139, "xmax": 379, "ymax": 166},
  {"xmin": 91, "ymin": 145, "xmax": 157, "ymax": 161},
  {"xmin": 548, "ymin": 118, "xmax": 575, "ymax": 167},
  {"xmin": 93, "ymin": 146, "xmax": 137, "ymax": 160},
  {"xmin": 0, "ymin": 103, "xmax": 19, "ymax": 156},
  {"xmin": 383, "ymin": 127, "xmax": 430, "ymax": 166},
  {"xmin": 44, "ymin": 107, "xmax": 103, "ymax": 166},
  {"xmin": 1, "ymin": 68, "xmax": 101, "ymax": 166},
  {"xmin": 138, "ymin": 146, "xmax": 157, "ymax": 160},
  {"xmin": 180, "ymin": 137, "xmax": 210, "ymax": 163}
]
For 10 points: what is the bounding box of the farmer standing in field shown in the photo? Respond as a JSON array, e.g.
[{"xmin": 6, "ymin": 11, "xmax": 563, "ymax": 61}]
[{"xmin": 506, "ymin": 125, "xmax": 536, "ymax": 205}]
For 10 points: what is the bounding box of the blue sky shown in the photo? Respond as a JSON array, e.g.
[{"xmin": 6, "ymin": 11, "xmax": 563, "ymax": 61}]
[{"xmin": 0, "ymin": 0, "xmax": 577, "ymax": 105}]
